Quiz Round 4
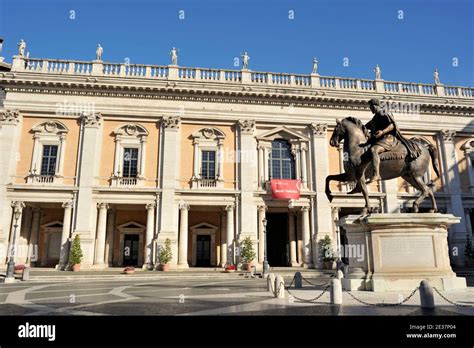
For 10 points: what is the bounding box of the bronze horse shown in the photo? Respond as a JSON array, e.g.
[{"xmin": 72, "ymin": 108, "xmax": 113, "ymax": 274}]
[{"xmin": 325, "ymin": 117, "xmax": 440, "ymax": 214}]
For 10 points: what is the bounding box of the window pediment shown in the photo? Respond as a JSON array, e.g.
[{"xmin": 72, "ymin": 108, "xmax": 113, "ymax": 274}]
[
  {"xmin": 462, "ymin": 138, "xmax": 474, "ymax": 153},
  {"xmin": 192, "ymin": 127, "xmax": 226, "ymax": 141},
  {"xmin": 31, "ymin": 121, "xmax": 69, "ymax": 135},
  {"xmin": 256, "ymin": 126, "xmax": 309, "ymax": 142},
  {"xmin": 113, "ymin": 123, "xmax": 148, "ymax": 138}
]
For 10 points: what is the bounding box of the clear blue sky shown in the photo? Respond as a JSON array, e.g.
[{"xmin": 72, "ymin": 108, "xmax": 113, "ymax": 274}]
[{"xmin": 0, "ymin": 0, "xmax": 472, "ymax": 86}]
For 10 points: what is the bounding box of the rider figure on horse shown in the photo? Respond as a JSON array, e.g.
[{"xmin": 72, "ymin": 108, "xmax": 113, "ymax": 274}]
[{"xmin": 366, "ymin": 98, "xmax": 422, "ymax": 182}]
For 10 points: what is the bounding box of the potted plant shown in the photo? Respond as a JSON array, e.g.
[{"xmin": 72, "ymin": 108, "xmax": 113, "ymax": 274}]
[
  {"xmin": 69, "ymin": 234, "xmax": 83, "ymax": 272},
  {"xmin": 319, "ymin": 235, "xmax": 337, "ymax": 270},
  {"xmin": 464, "ymin": 233, "xmax": 474, "ymax": 267},
  {"xmin": 14, "ymin": 264, "xmax": 26, "ymax": 275},
  {"xmin": 224, "ymin": 264, "xmax": 236, "ymax": 273},
  {"xmin": 240, "ymin": 236, "xmax": 256, "ymax": 271},
  {"xmin": 158, "ymin": 238, "xmax": 172, "ymax": 272},
  {"xmin": 123, "ymin": 266, "xmax": 135, "ymax": 275}
]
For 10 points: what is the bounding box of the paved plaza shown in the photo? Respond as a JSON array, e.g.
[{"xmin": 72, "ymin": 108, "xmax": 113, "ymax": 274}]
[{"xmin": 0, "ymin": 272, "xmax": 472, "ymax": 316}]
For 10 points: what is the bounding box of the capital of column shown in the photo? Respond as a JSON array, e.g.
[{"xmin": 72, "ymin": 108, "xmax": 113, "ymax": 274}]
[
  {"xmin": 310, "ymin": 122, "xmax": 328, "ymax": 137},
  {"xmin": 225, "ymin": 204, "xmax": 234, "ymax": 212},
  {"xmin": 179, "ymin": 203, "xmax": 190, "ymax": 211},
  {"xmin": 257, "ymin": 204, "xmax": 267, "ymax": 213},
  {"xmin": 146, "ymin": 202, "xmax": 156, "ymax": 210},
  {"xmin": 11, "ymin": 201, "xmax": 26, "ymax": 211},
  {"xmin": 81, "ymin": 112, "xmax": 102, "ymax": 128},
  {"xmin": 62, "ymin": 201, "xmax": 73, "ymax": 210},
  {"xmin": 440, "ymin": 129, "xmax": 456, "ymax": 143},
  {"xmin": 161, "ymin": 116, "xmax": 181, "ymax": 130},
  {"xmin": 237, "ymin": 119, "xmax": 256, "ymax": 135},
  {"xmin": 300, "ymin": 206, "xmax": 310, "ymax": 213},
  {"xmin": 0, "ymin": 109, "xmax": 21, "ymax": 125},
  {"xmin": 300, "ymin": 142, "xmax": 308, "ymax": 151},
  {"xmin": 97, "ymin": 202, "xmax": 109, "ymax": 210}
]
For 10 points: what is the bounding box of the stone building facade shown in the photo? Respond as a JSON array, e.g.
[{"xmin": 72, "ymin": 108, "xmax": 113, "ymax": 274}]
[{"xmin": 0, "ymin": 49, "xmax": 473, "ymax": 270}]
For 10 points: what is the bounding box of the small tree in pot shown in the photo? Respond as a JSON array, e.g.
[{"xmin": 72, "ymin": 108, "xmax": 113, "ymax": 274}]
[
  {"xmin": 158, "ymin": 238, "xmax": 172, "ymax": 271},
  {"xmin": 69, "ymin": 234, "xmax": 83, "ymax": 272},
  {"xmin": 240, "ymin": 236, "xmax": 256, "ymax": 271},
  {"xmin": 319, "ymin": 235, "xmax": 337, "ymax": 270}
]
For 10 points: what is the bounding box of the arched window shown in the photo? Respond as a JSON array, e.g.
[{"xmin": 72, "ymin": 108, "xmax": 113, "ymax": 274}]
[{"xmin": 269, "ymin": 139, "xmax": 295, "ymax": 179}]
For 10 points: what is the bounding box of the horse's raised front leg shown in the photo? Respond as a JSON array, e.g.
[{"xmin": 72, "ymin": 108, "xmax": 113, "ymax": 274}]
[{"xmin": 325, "ymin": 173, "xmax": 349, "ymax": 202}]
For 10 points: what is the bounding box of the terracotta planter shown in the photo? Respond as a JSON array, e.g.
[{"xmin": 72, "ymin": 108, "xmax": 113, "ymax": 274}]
[
  {"xmin": 124, "ymin": 270, "xmax": 135, "ymax": 275},
  {"xmin": 14, "ymin": 270, "xmax": 23, "ymax": 275},
  {"xmin": 243, "ymin": 263, "xmax": 254, "ymax": 271},
  {"xmin": 72, "ymin": 264, "xmax": 81, "ymax": 272},
  {"xmin": 323, "ymin": 261, "xmax": 335, "ymax": 270},
  {"xmin": 161, "ymin": 264, "xmax": 170, "ymax": 272}
]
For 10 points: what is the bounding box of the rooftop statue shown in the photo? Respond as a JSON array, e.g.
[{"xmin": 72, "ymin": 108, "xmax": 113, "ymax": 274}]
[
  {"xmin": 18, "ymin": 39, "xmax": 26, "ymax": 57},
  {"xmin": 170, "ymin": 47, "xmax": 178, "ymax": 65},
  {"xmin": 325, "ymin": 98, "xmax": 439, "ymax": 214},
  {"xmin": 241, "ymin": 51, "xmax": 249, "ymax": 70},
  {"xmin": 96, "ymin": 44, "xmax": 103, "ymax": 61}
]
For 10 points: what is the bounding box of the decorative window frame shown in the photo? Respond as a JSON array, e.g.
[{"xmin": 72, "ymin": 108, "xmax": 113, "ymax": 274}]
[
  {"xmin": 111, "ymin": 123, "xmax": 149, "ymax": 187},
  {"xmin": 190, "ymin": 222, "xmax": 218, "ymax": 266},
  {"xmin": 191, "ymin": 127, "xmax": 226, "ymax": 189},
  {"xmin": 256, "ymin": 126, "xmax": 310, "ymax": 190},
  {"xmin": 461, "ymin": 138, "xmax": 474, "ymax": 194},
  {"xmin": 28, "ymin": 121, "xmax": 69, "ymax": 185}
]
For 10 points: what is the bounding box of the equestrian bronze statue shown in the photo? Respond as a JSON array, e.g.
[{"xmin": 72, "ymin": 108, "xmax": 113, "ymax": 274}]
[{"xmin": 325, "ymin": 98, "xmax": 440, "ymax": 214}]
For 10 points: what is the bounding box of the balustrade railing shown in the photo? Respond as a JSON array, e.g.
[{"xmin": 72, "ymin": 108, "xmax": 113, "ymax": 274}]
[{"xmin": 13, "ymin": 57, "xmax": 472, "ymax": 98}]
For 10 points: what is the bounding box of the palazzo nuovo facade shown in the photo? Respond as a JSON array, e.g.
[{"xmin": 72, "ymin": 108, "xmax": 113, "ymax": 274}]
[{"xmin": 0, "ymin": 48, "xmax": 473, "ymax": 271}]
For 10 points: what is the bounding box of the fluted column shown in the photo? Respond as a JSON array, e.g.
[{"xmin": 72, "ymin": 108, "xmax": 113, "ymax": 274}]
[
  {"xmin": 57, "ymin": 201, "xmax": 73, "ymax": 269},
  {"xmin": 145, "ymin": 203, "xmax": 155, "ymax": 267},
  {"xmin": 226, "ymin": 205, "xmax": 234, "ymax": 264},
  {"xmin": 220, "ymin": 210, "xmax": 227, "ymax": 267},
  {"xmin": 94, "ymin": 203, "xmax": 108, "ymax": 267},
  {"xmin": 288, "ymin": 211, "xmax": 298, "ymax": 266},
  {"xmin": 27, "ymin": 208, "xmax": 41, "ymax": 265},
  {"xmin": 177, "ymin": 203, "xmax": 190, "ymax": 269},
  {"xmin": 257, "ymin": 205, "xmax": 266, "ymax": 263},
  {"xmin": 301, "ymin": 206, "xmax": 312, "ymax": 267}
]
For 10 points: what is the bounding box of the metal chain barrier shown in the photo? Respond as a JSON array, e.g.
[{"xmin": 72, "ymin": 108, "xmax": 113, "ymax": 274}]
[
  {"xmin": 343, "ymin": 287, "xmax": 419, "ymax": 307},
  {"xmin": 432, "ymin": 287, "xmax": 474, "ymax": 308},
  {"xmin": 286, "ymin": 284, "xmax": 332, "ymax": 303}
]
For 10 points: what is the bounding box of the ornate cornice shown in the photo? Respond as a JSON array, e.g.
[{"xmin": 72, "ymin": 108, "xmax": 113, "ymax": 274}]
[{"xmin": 0, "ymin": 109, "xmax": 21, "ymax": 125}]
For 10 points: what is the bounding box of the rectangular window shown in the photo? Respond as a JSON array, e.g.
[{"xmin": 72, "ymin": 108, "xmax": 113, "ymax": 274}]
[
  {"xmin": 40, "ymin": 145, "xmax": 58, "ymax": 176},
  {"xmin": 123, "ymin": 148, "xmax": 139, "ymax": 177},
  {"xmin": 201, "ymin": 150, "xmax": 216, "ymax": 179}
]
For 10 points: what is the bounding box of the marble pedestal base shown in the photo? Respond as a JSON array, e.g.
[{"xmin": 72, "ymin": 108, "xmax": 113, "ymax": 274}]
[{"xmin": 339, "ymin": 213, "xmax": 466, "ymax": 292}]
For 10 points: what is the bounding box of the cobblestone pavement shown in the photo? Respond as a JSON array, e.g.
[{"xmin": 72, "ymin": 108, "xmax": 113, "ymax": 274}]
[{"xmin": 0, "ymin": 276, "xmax": 472, "ymax": 316}]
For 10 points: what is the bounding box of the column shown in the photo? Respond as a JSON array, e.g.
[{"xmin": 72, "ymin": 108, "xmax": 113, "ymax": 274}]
[
  {"xmin": 297, "ymin": 212, "xmax": 303, "ymax": 264},
  {"xmin": 192, "ymin": 139, "xmax": 199, "ymax": 179},
  {"xmin": 94, "ymin": 203, "xmax": 108, "ymax": 267},
  {"xmin": 113, "ymin": 134, "xmax": 121, "ymax": 175},
  {"xmin": 105, "ymin": 208, "xmax": 115, "ymax": 266},
  {"xmin": 293, "ymin": 145, "xmax": 301, "ymax": 181},
  {"xmin": 288, "ymin": 211, "xmax": 298, "ymax": 266},
  {"xmin": 300, "ymin": 144, "xmax": 308, "ymax": 188},
  {"xmin": 57, "ymin": 201, "xmax": 73, "ymax": 269},
  {"xmin": 27, "ymin": 207, "xmax": 41, "ymax": 265},
  {"xmin": 177, "ymin": 203, "xmax": 190, "ymax": 269},
  {"xmin": 57, "ymin": 134, "xmax": 66, "ymax": 177},
  {"xmin": 263, "ymin": 146, "xmax": 270, "ymax": 182},
  {"xmin": 217, "ymin": 139, "xmax": 224, "ymax": 181},
  {"xmin": 226, "ymin": 205, "xmax": 234, "ymax": 264},
  {"xmin": 75, "ymin": 112, "xmax": 103, "ymax": 267},
  {"xmin": 439, "ymin": 130, "xmax": 468, "ymax": 266},
  {"xmin": 301, "ymin": 206, "xmax": 313, "ymax": 267},
  {"xmin": 257, "ymin": 205, "xmax": 266, "ymax": 264},
  {"xmin": 139, "ymin": 136, "xmax": 147, "ymax": 177},
  {"xmin": 220, "ymin": 209, "xmax": 227, "ymax": 267},
  {"xmin": 30, "ymin": 133, "xmax": 40, "ymax": 175},
  {"xmin": 258, "ymin": 145, "xmax": 264, "ymax": 185},
  {"xmin": 8, "ymin": 202, "xmax": 25, "ymax": 263},
  {"xmin": 145, "ymin": 203, "xmax": 155, "ymax": 267}
]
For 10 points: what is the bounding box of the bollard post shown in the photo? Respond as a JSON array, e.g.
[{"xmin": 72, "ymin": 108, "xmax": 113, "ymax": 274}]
[
  {"xmin": 22, "ymin": 267, "xmax": 30, "ymax": 281},
  {"xmin": 336, "ymin": 270, "xmax": 344, "ymax": 280},
  {"xmin": 274, "ymin": 275, "xmax": 285, "ymax": 298},
  {"xmin": 419, "ymin": 280, "xmax": 435, "ymax": 309},
  {"xmin": 294, "ymin": 272, "xmax": 302, "ymax": 289},
  {"xmin": 330, "ymin": 279, "xmax": 342, "ymax": 305},
  {"xmin": 267, "ymin": 273, "xmax": 275, "ymax": 292}
]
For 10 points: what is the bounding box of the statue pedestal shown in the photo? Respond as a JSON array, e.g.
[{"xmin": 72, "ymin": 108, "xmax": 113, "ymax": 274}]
[{"xmin": 338, "ymin": 213, "xmax": 466, "ymax": 292}]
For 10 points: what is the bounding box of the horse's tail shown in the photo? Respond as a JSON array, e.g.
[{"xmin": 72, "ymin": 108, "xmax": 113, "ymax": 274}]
[{"xmin": 427, "ymin": 143, "xmax": 440, "ymax": 178}]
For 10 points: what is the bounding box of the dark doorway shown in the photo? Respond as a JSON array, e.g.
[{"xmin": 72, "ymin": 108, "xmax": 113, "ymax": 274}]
[
  {"xmin": 123, "ymin": 234, "xmax": 139, "ymax": 266},
  {"xmin": 266, "ymin": 213, "xmax": 289, "ymax": 266},
  {"xmin": 196, "ymin": 235, "xmax": 211, "ymax": 266}
]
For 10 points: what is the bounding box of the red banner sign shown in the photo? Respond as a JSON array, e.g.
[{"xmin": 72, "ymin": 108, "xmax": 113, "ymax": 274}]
[{"xmin": 270, "ymin": 179, "xmax": 301, "ymax": 200}]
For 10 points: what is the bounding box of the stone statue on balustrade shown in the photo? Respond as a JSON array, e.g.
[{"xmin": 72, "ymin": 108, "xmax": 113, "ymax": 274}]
[
  {"xmin": 18, "ymin": 39, "xmax": 26, "ymax": 57},
  {"xmin": 96, "ymin": 44, "xmax": 103, "ymax": 61},
  {"xmin": 170, "ymin": 47, "xmax": 178, "ymax": 65},
  {"xmin": 312, "ymin": 57, "xmax": 318, "ymax": 74},
  {"xmin": 434, "ymin": 68, "xmax": 440, "ymax": 85},
  {"xmin": 241, "ymin": 51, "xmax": 249, "ymax": 70},
  {"xmin": 325, "ymin": 98, "xmax": 439, "ymax": 214},
  {"xmin": 374, "ymin": 64, "xmax": 381, "ymax": 80}
]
